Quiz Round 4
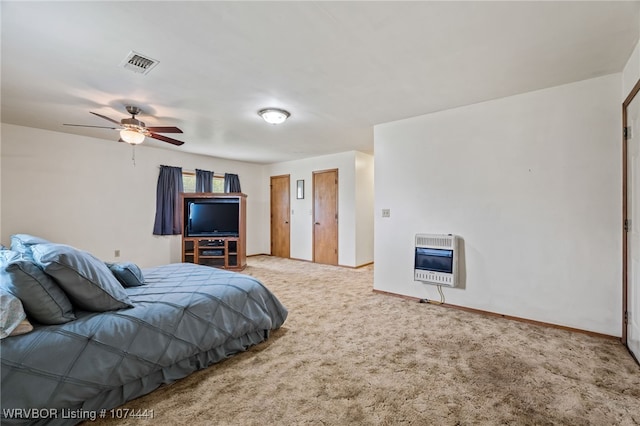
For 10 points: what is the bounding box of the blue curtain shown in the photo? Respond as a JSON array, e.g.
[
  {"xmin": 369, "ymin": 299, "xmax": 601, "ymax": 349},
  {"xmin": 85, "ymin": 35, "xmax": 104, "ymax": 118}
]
[
  {"xmin": 224, "ymin": 173, "xmax": 241, "ymax": 193},
  {"xmin": 153, "ymin": 165, "xmax": 184, "ymax": 235},
  {"xmin": 195, "ymin": 169, "xmax": 213, "ymax": 192}
]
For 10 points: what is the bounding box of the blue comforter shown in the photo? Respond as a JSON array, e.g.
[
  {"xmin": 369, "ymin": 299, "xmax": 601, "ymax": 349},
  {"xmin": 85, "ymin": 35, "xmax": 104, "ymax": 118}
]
[{"xmin": 1, "ymin": 263, "xmax": 288, "ymax": 425}]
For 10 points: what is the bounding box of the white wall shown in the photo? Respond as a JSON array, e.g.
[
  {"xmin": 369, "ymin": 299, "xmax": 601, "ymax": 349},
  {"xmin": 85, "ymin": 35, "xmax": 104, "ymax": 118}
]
[
  {"xmin": 374, "ymin": 74, "xmax": 622, "ymax": 336},
  {"xmin": 355, "ymin": 151, "xmax": 375, "ymax": 266},
  {"xmin": 1, "ymin": 124, "xmax": 374, "ymax": 268},
  {"xmin": 1, "ymin": 124, "xmax": 266, "ymax": 267},
  {"xmin": 264, "ymin": 151, "xmax": 374, "ymax": 267},
  {"xmin": 623, "ymin": 39, "xmax": 640, "ymax": 99}
]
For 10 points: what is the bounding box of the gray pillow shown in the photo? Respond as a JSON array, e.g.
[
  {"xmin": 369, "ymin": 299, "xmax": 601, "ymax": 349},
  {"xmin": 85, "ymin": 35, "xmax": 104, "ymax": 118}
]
[
  {"xmin": 32, "ymin": 243, "xmax": 133, "ymax": 312},
  {"xmin": 5, "ymin": 256, "xmax": 76, "ymax": 324},
  {"xmin": 106, "ymin": 262, "xmax": 146, "ymax": 287},
  {"xmin": 10, "ymin": 234, "xmax": 51, "ymax": 259}
]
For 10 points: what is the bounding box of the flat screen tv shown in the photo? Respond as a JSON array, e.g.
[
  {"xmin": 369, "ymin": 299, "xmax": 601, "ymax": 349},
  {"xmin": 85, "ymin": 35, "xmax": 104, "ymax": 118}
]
[{"xmin": 186, "ymin": 198, "xmax": 239, "ymax": 237}]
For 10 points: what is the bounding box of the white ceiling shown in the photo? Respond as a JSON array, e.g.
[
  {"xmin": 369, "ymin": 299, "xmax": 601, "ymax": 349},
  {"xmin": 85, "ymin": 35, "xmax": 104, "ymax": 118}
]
[{"xmin": 2, "ymin": 1, "xmax": 639, "ymax": 164}]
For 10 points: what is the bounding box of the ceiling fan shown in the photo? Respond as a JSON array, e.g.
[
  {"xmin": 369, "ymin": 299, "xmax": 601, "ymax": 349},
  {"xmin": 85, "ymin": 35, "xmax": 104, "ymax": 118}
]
[{"xmin": 64, "ymin": 106, "xmax": 185, "ymax": 146}]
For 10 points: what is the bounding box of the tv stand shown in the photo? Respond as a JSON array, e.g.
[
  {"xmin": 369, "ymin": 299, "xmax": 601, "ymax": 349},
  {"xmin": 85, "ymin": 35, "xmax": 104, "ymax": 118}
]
[{"xmin": 180, "ymin": 193, "xmax": 247, "ymax": 271}]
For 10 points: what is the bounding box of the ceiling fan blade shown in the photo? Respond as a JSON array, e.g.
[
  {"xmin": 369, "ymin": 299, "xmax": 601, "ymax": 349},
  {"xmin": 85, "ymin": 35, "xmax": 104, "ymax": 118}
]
[
  {"xmin": 146, "ymin": 126, "xmax": 183, "ymax": 134},
  {"xmin": 149, "ymin": 132, "xmax": 185, "ymax": 146},
  {"xmin": 63, "ymin": 123, "xmax": 119, "ymax": 129},
  {"xmin": 90, "ymin": 111, "xmax": 122, "ymax": 126}
]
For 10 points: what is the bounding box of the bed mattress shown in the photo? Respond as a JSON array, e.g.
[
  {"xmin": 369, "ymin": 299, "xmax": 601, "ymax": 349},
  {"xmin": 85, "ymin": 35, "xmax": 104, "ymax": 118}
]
[{"xmin": 1, "ymin": 263, "xmax": 288, "ymax": 425}]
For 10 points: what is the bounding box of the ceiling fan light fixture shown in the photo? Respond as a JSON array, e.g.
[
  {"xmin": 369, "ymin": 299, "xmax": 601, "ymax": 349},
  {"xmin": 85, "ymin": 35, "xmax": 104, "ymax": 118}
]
[
  {"xmin": 120, "ymin": 128, "xmax": 145, "ymax": 144},
  {"xmin": 258, "ymin": 108, "xmax": 290, "ymax": 125}
]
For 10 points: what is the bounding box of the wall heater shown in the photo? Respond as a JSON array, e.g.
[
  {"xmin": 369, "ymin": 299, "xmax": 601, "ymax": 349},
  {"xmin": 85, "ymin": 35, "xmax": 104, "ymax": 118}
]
[{"xmin": 414, "ymin": 233, "xmax": 459, "ymax": 287}]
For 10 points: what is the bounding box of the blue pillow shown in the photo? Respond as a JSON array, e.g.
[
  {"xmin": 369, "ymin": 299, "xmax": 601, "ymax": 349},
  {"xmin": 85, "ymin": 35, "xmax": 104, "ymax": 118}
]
[
  {"xmin": 0, "ymin": 249, "xmax": 18, "ymax": 285},
  {"xmin": 106, "ymin": 262, "xmax": 145, "ymax": 287},
  {"xmin": 10, "ymin": 234, "xmax": 51, "ymax": 259},
  {"xmin": 3, "ymin": 253, "xmax": 76, "ymax": 324},
  {"xmin": 32, "ymin": 243, "xmax": 133, "ymax": 312},
  {"xmin": 0, "ymin": 249, "xmax": 18, "ymax": 263},
  {"xmin": 0, "ymin": 288, "xmax": 27, "ymax": 339}
]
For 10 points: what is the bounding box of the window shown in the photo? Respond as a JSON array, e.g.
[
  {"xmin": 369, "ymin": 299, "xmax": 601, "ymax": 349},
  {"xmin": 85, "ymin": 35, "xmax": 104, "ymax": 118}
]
[
  {"xmin": 182, "ymin": 172, "xmax": 225, "ymax": 193},
  {"xmin": 183, "ymin": 173, "xmax": 196, "ymax": 193},
  {"xmin": 213, "ymin": 176, "xmax": 225, "ymax": 192}
]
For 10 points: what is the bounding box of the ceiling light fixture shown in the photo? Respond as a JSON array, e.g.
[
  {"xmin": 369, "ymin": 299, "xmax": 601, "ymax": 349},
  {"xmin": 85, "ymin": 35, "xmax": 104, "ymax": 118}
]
[
  {"xmin": 258, "ymin": 108, "xmax": 290, "ymax": 125},
  {"xmin": 120, "ymin": 128, "xmax": 145, "ymax": 144}
]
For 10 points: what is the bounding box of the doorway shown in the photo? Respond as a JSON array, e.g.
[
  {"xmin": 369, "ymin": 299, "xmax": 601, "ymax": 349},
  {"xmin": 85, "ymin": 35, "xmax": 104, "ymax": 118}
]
[
  {"xmin": 270, "ymin": 175, "xmax": 290, "ymax": 258},
  {"xmin": 623, "ymin": 78, "xmax": 640, "ymax": 363},
  {"xmin": 313, "ymin": 169, "xmax": 338, "ymax": 265}
]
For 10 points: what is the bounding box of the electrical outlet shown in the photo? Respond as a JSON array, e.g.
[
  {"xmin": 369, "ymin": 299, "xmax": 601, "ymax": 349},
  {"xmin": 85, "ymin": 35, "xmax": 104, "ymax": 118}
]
[
  {"xmin": 382, "ymin": 209, "xmax": 391, "ymax": 218},
  {"xmin": 114, "ymin": 249, "xmax": 121, "ymax": 258}
]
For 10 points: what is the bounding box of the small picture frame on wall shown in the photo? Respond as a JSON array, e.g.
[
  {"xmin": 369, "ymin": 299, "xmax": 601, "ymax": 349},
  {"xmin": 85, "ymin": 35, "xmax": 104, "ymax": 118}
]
[{"xmin": 296, "ymin": 180, "xmax": 305, "ymax": 199}]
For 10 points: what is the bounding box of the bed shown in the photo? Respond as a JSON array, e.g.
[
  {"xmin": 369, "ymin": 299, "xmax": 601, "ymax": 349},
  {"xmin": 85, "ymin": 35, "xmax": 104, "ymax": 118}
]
[{"xmin": 1, "ymin": 253, "xmax": 288, "ymax": 426}]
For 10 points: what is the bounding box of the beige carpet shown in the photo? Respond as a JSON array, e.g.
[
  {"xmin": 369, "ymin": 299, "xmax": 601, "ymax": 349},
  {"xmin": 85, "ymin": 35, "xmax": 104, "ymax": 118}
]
[{"xmin": 91, "ymin": 256, "xmax": 640, "ymax": 425}]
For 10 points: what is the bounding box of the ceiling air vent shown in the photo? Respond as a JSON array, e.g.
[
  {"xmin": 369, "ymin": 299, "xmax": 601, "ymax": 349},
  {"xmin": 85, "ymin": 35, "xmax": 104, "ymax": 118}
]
[{"xmin": 120, "ymin": 51, "xmax": 159, "ymax": 75}]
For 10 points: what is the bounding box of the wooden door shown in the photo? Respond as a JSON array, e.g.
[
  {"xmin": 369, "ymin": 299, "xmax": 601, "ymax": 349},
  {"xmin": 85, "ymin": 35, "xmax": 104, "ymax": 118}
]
[
  {"xmin": 624, "ymin": 80, "xmax": 640, "ymax": 362},
  {"xmin": 313, "ymin": 169, "xmax": 338, "ymax": 265},
  {"xmin": 270, "ymin": 175, "xmax": 290, "ymax": 258}
]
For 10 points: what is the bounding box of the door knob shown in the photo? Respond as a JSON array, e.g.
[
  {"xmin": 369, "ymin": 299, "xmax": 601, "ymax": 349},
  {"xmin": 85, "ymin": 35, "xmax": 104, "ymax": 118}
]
[
  {"xmin": 285, "ymin": 221, "xmax": 289, "ymax": 224},
  {"xmin": 315, "ymin": 222, "xmax": 320, "ymax": 225}
]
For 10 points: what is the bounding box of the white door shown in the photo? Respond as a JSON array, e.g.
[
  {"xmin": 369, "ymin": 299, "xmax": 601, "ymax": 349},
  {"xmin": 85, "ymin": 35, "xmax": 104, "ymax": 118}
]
[{"xmin": 627, "ymin": 93, "xmax": 640, "ymax": 361}]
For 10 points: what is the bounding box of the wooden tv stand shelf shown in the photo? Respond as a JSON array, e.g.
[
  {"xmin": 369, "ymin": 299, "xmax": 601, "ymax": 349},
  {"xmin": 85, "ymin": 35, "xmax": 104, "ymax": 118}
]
[
  {"xmin": 182, "ymin": 237, "xmax": 243, "ymax": 270},
  {"xmin": 180, "ymin": 193, "xmax": 247, "ymax": 271}
]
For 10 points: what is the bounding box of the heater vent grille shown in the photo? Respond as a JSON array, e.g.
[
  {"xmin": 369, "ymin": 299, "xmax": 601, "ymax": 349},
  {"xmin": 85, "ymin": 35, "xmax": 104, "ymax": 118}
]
[
  {"xmin": 415, "ymin": 235, "xmax": 453, "ymax": 249},
  {"xmin": 415, "ymin": 270, "xmax": 454, "ymax": 285}
]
